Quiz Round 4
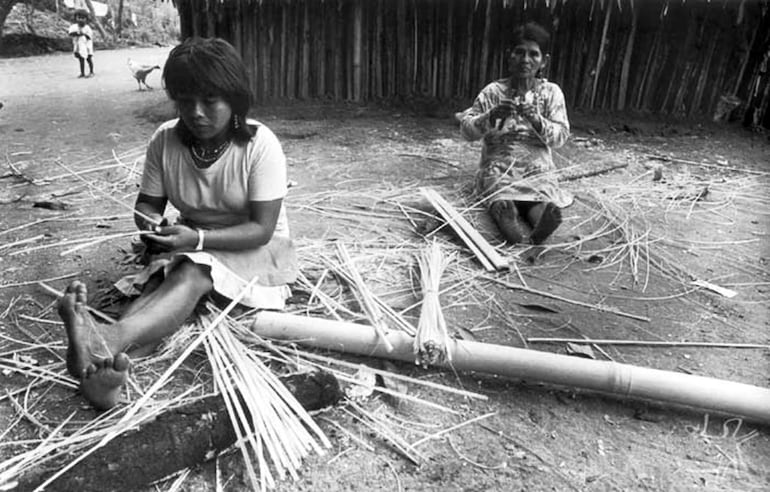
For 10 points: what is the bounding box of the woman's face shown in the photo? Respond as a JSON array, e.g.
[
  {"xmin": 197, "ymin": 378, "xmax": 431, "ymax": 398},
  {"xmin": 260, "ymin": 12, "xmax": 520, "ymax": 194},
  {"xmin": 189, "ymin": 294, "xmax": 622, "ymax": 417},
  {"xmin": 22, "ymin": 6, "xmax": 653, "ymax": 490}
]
[
  {"xmin": 508, "ymin": 40, "xmax": 545, "ymax": 80},
  {"xmin": 176, "ymin": 94, "xmax": 233, "ymax": 143}
]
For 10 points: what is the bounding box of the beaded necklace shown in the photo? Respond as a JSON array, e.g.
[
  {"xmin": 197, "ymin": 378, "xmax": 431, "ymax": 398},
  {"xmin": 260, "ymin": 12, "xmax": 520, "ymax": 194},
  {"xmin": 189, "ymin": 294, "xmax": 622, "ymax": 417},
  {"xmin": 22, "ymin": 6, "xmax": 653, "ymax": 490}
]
[{"xmin": 190, "ymin": 139, "xmax": 231, "ymax": 167}]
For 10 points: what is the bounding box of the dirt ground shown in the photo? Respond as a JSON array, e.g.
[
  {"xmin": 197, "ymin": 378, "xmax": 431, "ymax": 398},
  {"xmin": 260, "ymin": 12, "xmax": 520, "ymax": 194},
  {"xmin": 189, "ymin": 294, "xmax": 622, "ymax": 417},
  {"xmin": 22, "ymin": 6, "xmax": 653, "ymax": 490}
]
[{"xmin": 1, "ymin": 46, "xmax": 769, "ymax": 492}]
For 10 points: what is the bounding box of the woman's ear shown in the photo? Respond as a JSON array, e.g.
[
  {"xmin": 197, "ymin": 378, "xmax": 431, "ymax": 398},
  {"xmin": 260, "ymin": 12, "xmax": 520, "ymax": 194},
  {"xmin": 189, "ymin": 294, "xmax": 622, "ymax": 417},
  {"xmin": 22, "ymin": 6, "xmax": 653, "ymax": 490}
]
[{"xmin": 538, "ymin": 54, "xmax": 551, "ymax": 79}]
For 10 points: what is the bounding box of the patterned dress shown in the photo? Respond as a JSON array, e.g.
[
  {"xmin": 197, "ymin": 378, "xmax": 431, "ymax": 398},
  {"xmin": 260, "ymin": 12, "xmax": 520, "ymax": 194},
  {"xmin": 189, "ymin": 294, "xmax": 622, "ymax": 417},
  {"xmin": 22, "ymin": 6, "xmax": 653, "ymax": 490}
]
[{"xmin": 459, "ymin": 78, "xmax": 573, "ymax": 208}]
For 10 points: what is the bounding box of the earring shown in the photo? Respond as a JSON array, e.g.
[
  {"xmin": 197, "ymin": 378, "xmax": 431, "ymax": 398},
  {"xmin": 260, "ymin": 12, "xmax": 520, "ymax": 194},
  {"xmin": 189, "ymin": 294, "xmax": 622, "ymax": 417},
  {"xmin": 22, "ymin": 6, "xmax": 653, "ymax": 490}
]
[{"xmin": 232, "ymin": 115, "xmax": 241, "ymax": 131}]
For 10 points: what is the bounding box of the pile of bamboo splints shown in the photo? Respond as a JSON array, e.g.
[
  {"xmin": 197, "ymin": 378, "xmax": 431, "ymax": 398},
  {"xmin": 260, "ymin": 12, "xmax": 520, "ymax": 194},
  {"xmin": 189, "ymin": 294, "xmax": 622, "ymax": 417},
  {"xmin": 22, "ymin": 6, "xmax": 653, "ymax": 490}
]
[{"xmin": 2, "ymin": 144, "xmax": 770, "ymax": 491}]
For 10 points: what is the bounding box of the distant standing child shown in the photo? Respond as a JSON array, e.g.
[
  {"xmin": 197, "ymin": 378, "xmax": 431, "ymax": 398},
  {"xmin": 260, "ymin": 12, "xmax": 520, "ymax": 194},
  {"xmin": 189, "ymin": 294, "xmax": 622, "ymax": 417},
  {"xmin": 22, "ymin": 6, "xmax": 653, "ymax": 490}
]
[{"xmin": 68, "ymin": 10, "xmax": 94, "ymax": 78}]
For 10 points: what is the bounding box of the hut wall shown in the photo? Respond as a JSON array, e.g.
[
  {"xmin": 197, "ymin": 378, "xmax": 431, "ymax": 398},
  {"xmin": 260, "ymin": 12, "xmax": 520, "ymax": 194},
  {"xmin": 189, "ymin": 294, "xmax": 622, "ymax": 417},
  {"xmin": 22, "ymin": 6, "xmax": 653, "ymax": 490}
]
[{"xmin": 174, "ymin": 0, "xmax": 770, "ymax": 127}]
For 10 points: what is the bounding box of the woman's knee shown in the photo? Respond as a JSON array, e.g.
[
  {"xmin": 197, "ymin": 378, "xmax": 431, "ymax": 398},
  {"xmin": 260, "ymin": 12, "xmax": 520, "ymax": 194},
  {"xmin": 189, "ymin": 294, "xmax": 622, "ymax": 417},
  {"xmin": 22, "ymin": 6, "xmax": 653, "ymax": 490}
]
[{"xmin": 168, "ymin": 260, "xmax": 213, "ymax": 291}]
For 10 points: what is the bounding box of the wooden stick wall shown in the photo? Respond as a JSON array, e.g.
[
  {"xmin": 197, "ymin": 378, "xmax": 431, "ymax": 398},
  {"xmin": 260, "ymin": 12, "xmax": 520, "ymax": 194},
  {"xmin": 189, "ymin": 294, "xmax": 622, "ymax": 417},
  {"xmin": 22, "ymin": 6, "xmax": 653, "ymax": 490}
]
[{"xmin": 174, "ymin": 0, "xmax": 770, "ymax": 126}]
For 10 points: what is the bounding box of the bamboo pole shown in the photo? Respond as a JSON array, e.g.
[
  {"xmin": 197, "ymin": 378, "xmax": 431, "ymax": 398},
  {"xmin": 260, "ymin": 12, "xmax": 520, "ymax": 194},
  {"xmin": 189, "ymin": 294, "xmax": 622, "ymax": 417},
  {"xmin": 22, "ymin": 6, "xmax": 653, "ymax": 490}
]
[
  {"xmin": 352, "ymin": 0, "xmax": 363, "ymax": 102},
  {"xmin": 373, "ymin": 0, "xmax": 383, "ymax": 99},
  {"xmin": 590, "ymin": 0, "xmax": 612, "ymax": 109},
  {"xmin": 617, "ymin": 2, "xmax": 637, "ymax": 111},
  {"xmin": 442, "ymin": 0, "xmax": 454, "ymax": 99},
  {"xmin": 479, "ymin": 0, "xmax": 493, "ymax": 87},
  {"xmin": 300, "ymin": 0, "xmax": 311, "ymax": 100},
  {"xmin": 252, "ymin": 312, "xmax": 770, "ymax": 424}
]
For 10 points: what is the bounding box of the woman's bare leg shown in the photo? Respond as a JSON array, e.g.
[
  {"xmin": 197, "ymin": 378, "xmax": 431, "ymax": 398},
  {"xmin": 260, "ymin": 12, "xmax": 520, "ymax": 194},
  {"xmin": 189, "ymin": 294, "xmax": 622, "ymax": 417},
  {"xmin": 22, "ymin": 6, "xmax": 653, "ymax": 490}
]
[{"xmin": 58, "ymin": 260, "xmax": 213, "ymax": 409}]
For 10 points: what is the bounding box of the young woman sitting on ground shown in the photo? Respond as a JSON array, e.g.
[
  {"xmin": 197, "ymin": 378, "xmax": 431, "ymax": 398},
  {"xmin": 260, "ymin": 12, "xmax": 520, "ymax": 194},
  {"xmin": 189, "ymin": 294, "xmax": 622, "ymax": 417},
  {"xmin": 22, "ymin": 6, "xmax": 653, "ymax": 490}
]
[{"xmin": 58, "ymin": 37, "xmax": 298, "ymax": 410}]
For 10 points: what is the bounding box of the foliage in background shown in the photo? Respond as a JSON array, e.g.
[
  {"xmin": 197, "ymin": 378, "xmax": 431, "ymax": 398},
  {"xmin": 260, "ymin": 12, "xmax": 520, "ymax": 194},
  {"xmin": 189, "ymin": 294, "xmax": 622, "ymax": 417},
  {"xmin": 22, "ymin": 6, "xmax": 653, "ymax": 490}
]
[{"xmin": 0, "ymin": 0, "xmax": 179, "ymax": 56}]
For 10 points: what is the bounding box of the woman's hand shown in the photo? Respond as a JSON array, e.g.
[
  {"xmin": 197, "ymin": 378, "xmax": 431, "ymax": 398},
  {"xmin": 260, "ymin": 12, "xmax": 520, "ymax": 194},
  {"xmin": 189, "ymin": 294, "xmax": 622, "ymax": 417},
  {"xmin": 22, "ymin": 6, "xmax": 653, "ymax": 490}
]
[
  {"xmin": 488, "ymin": 100, "xmax": 516, "ymax": 129},
  {"xmin": 516, "ymin": 101, "xmax": 543, "ymax": 132},
  {"xmin": 143, "ymin": 225, "xmax": 198, "ymax": 253},
  {"xmin": 138, "ymin": 214, "xmax": 167, "ymax": 232}
]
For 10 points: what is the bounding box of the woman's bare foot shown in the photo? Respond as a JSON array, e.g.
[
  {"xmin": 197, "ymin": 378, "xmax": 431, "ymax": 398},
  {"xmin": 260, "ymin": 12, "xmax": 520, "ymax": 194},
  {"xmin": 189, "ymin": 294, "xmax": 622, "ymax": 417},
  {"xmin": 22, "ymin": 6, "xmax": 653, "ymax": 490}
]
[
  {"xmin": 80, "ymin": 353, "xmax": 130, "ymax": 411},
  {"xmin": 57, "ymin": 281, "xmax": 112, "ymax": 378},
  {"xmin": 530, "ymin": 202, "xmax": 562, "ymax": 245}
]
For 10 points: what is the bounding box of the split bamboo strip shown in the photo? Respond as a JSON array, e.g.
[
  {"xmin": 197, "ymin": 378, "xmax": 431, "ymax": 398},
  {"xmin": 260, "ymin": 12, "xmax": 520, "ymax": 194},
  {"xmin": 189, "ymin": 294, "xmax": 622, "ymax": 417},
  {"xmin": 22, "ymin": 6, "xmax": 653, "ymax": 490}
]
[
  {"xmin": 343, "ymin": 402, "xmax": 425, "ymax": 465},
  {"xmin": 51, "ymin": 160, "xmax": 161, "ymax": 228},
  {"xmin": 37, "ymin": 282, "xmax": 116, "ymax": 324},
  {"xmin": 0, "ymin": 273, "xmax": 78, "ymax": 291},
  {"xmin": 0, "ymin": 235, "xmax": 45, "ymax": 251},
  {"xmin": 319, "ymin": 256, "xmax": 416, "ymax": 336},
  {"xmin": 59, "ymin": 230, "xmax": 151, "ymax": 256},
  {"xmin": 421, "ymin": 188, "xmax": 507, "ymax": 272},
  {"xmin": 527, "ymin": 338, "xmax": 770, "ymax": 349},
  {"xmin": 252, "ymin": 312, "xmax": 770, "ymax": 424},
  {"xmin": 335, "ymin": 243, "xmax": 395, "ymax": 352},
  {"xmin": 270, "ymin": 348, "xmax": 487, "ymax": 401},
  {"xmin": 410, "ymin": 411, "xmax": 497, "ymax": 448},
  {"xmin": 484, "ymin": 276, "xmax": 650, "ymax": 323}
]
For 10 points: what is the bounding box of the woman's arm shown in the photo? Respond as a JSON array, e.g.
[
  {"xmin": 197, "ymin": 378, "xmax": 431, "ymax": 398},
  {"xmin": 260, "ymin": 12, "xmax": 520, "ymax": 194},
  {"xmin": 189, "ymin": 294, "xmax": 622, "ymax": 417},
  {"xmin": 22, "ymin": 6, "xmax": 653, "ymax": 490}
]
[
  {"xmin": 142, "ymin": 199, "xmax": 283, "ymax": 252},
  {"xmin": 460, "ymin": 84, "xmax": 516, "ymax": 142},
  {"xmin": 134, "ymin": 193, "xmax": 167, "ymax": 230},
  {"xmin": 459, "ymin": 95, "xmax": 494, "ymax": 141},
  {"xmin": 193, "ymin": 199, "xmax": 282, "ymax": 251},
  {"xmin": 535, "ymin": 84, "xmax": 570, "ymax": 148}
]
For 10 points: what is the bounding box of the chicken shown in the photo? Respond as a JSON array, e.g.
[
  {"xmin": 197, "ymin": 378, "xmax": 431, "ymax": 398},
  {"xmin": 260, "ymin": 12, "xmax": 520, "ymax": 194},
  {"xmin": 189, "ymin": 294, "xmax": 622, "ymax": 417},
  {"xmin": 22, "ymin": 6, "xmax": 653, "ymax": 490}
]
[{"xmin": 127, "ymin": 58, "xmax": 161, "ymax": 91}]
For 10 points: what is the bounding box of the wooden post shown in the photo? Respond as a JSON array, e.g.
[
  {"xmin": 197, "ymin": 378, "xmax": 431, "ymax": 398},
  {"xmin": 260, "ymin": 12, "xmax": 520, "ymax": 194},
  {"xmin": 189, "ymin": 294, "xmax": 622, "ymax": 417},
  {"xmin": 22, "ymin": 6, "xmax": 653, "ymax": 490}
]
[
  {"xmin": 617, "ymin": 2, "xmax": 637, "ymax": 111},
  {"xmin": 352, "ymin": 0, "xmax": 363, "ymax": 102},
  {"xmin": 479, "ymin": 0, "xmax": 493, "ymax": 87},
  {"xmin": 442, "ymin": 0, "xmax": 454, "ymax": 99},
  {"xmin": 590, "ymin": 0, "xmax": 612, "ymax": 109},
  {"xmin": 300, "ymin": 0, "xmax": 311, "ymax": 100}
]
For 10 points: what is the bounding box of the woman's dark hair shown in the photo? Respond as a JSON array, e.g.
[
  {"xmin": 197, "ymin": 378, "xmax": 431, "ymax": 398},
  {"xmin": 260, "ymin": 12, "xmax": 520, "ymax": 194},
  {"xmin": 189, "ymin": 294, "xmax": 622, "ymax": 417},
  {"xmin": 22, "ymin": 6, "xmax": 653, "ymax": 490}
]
[
  {"xmin": 163, "ymin": 37, "xmax": 255, "ymax": 144},
  {"xmin": 511, "ymin": 22, "xmax": 551, "ymax": 54}
]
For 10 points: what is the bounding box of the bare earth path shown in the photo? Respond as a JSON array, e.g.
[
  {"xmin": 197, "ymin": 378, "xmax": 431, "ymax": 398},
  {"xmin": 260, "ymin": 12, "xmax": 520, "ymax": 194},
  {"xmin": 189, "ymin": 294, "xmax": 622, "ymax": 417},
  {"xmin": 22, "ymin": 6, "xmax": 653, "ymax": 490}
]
[{"xmin": 1, "ymin": 47, "xmax": 769, "ymax": 491}]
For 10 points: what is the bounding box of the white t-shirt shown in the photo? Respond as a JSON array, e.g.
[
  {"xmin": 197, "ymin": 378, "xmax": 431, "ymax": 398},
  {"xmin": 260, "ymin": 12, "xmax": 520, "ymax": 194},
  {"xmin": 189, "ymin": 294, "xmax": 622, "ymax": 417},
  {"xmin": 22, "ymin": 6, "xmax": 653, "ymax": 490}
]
[
  {"xmin": 68, "ymin": 24, "xmax": 94, "ymax": 58},
  {"xmin": 140, "ymin": 118, "xmax": 290, "ymax": 237}
]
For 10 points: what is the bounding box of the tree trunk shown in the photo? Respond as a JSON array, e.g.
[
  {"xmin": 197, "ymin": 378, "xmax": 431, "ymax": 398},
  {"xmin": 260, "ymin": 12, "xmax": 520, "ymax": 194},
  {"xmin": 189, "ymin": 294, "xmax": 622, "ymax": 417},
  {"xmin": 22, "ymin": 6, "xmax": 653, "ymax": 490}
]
[
  {"xmin": 83, "ymin": 0, "xmax": 107, "ymax": 39},
  {"xmin": 19, "ymin": 372, "xmax": 343, "ymax": 492},
  {"xmin": 116, "ymin": 0, "xmax": 123, "ymax": 37}
]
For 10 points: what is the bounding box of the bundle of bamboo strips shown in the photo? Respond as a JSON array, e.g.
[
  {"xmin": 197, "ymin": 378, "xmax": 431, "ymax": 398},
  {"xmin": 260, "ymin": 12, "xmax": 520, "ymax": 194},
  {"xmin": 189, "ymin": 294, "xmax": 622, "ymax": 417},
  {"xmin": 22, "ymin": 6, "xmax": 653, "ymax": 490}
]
[
  {"xmin": 317, "ymin": 255, "xmax": 416, "ymax": 336},
  {"xmin": 414, "ymin": 240, "xmax": 455, "ymax": 367},
  {"xmin": 420, "ymin": 188, "xmax": 508, "ymax": 272},
  {"xmin": 202, "ymin": 310, "xmax": 331, "ymax": 491},
  {"xmin": 334, "ymin": 242, "xmax": 395, "ymax": 351}
]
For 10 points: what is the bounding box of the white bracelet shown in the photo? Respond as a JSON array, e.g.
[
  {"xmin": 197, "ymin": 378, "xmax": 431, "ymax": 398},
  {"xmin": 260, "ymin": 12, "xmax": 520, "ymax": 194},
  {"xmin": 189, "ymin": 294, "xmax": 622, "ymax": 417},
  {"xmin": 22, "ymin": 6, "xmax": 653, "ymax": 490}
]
[{"xmin": 195, "ymin": 229, "xmax": 205, "ymax": 251}]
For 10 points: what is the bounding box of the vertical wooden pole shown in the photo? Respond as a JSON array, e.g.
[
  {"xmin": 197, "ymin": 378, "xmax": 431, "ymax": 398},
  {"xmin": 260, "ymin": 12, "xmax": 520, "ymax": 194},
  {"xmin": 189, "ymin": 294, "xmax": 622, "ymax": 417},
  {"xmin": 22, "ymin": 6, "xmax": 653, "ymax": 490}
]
[
  {"xmin": 374, "ymin": 0, "xmax": 383, "ymax": 99},
  {"xmin": 590, "ymin": 0, "xmax": 612, "ymax": 109},
  {"xmin": 280, "ymin": 4, "xmax": 288, "ymax": 98},
  {"xmin": 462, "ymin": 2, "xmax": 475, "ymax": 96},
  {"xmin": 314, "ymin": 2, "xmax": 326, "ymax": 98},
  {"xmin": 333, "ymin": 2, "xmax": 343, "ymax": 100},
  {"xmin": 479, "ymin": 0, "xmax": 493, "ymax": 87},
  {"xmin": 352, "ymin": 0, "xmax": 363, "ymax": 102},
  {"xmin": 442, "ymin": 0, "xmax": 454, "ymax": 99},
  {"xmin": 396, "ymin": 0, "xmax": 409, "ymax": 97},
  {"xmin": 299, "ymin": 0, "xmax": 311, "ymax": 100},
  {"xmin": 617, "ymin": 2, "xmax": 637, "ymax": 110}
]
